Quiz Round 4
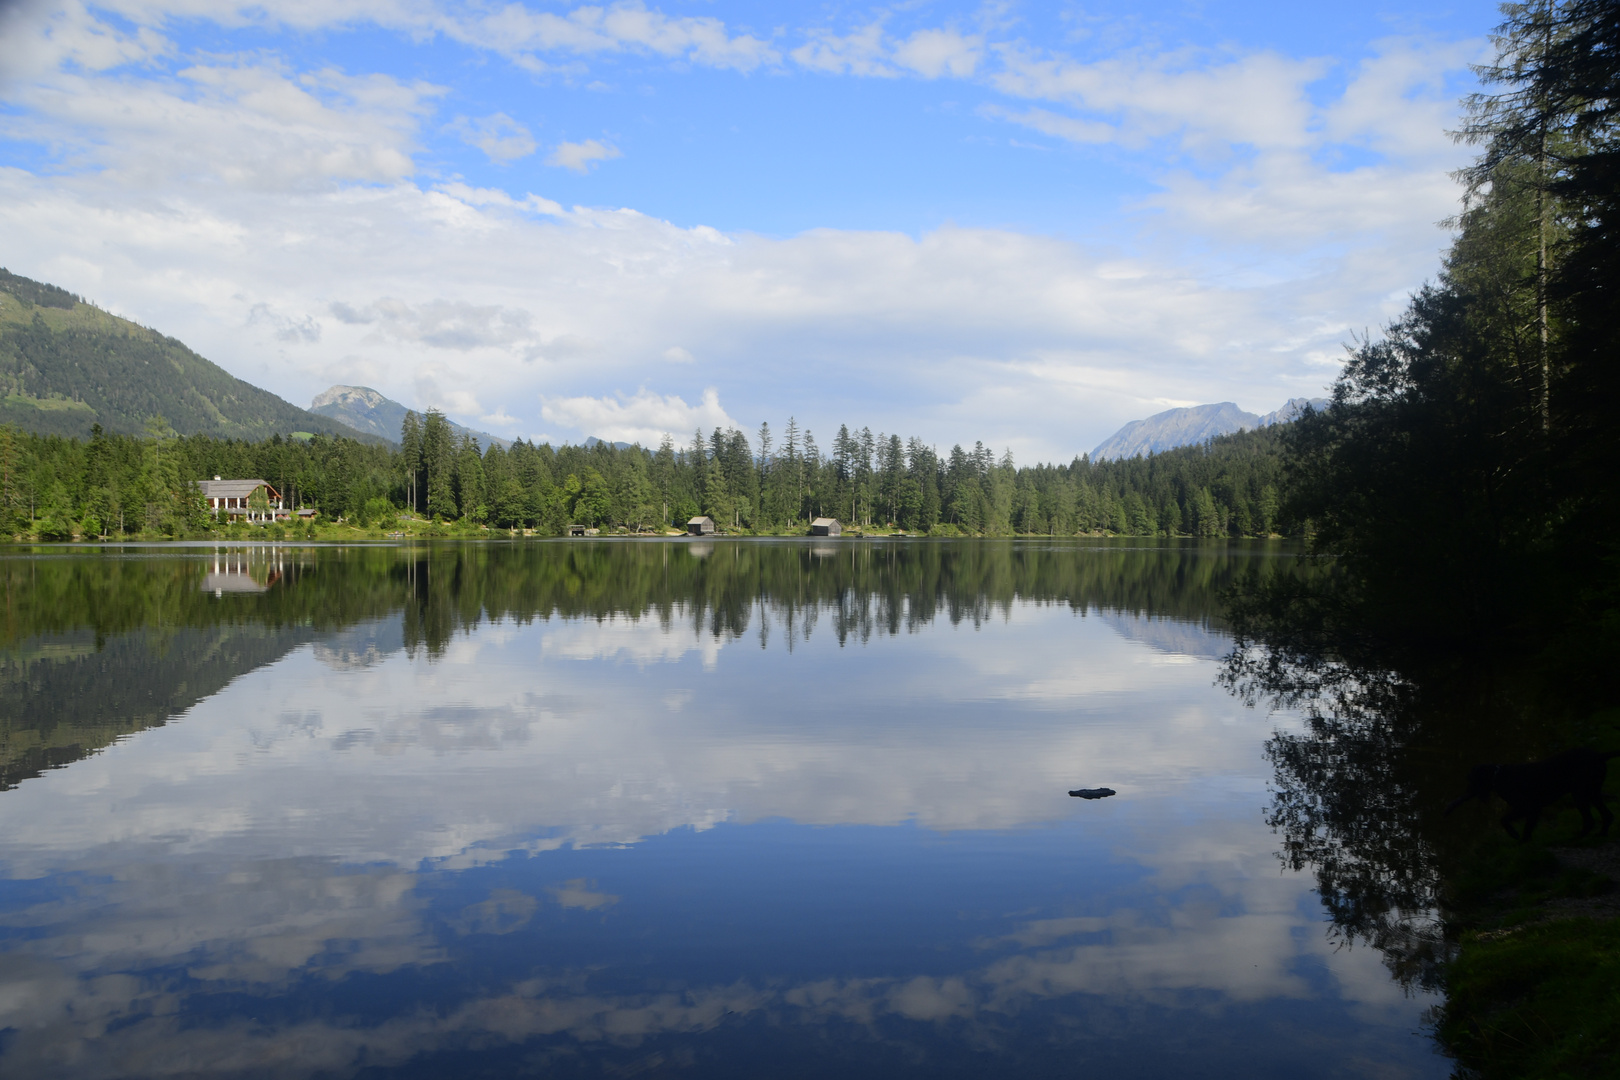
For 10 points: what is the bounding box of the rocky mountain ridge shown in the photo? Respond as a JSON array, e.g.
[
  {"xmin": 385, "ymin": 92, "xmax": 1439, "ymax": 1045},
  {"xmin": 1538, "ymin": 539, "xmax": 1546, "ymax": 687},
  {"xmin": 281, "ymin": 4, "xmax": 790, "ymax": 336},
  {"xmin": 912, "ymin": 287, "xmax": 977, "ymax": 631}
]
[
  {"xmin": 309, "ymin": 385, "xmax": 511, "ymax": 450},
  {"xmin": 1091, "ymin": 397, "xmax": 1327, "ymax": 461}
]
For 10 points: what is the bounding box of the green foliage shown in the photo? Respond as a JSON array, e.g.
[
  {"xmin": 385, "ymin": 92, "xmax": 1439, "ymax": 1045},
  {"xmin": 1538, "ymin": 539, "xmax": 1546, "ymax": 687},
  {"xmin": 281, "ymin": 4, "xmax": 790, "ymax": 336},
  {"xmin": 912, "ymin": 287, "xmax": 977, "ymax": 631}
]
[
  {"xmin": 0, "ymin": 267, "xmax": 76, "ymax": 309},
  {"xmin": 0, "ymin": 409, "xmax": 1303, "ymax": 542},
  {"xmin": 1440, "ymin": 919, "xmax": 1620, "ymax": 1080},
  {"xmin": 358, "ymin": 496, "xmax": 394, "ymax": 527}
]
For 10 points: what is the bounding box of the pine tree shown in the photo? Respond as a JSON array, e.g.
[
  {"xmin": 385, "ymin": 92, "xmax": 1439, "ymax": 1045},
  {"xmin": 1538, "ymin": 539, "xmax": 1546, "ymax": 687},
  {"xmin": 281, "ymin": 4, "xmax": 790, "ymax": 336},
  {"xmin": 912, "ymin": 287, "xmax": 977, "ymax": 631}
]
[
  {"xmin": 401, "ymin": 410, "xmax": 422, "ymax": 513},
  {"xmin": 423, "ymin": 410, "xmax": 455, "ymax": 520},
  {"xmin": 1456, "ymin": 0, "xmax": 1582, "ymax": 432}
]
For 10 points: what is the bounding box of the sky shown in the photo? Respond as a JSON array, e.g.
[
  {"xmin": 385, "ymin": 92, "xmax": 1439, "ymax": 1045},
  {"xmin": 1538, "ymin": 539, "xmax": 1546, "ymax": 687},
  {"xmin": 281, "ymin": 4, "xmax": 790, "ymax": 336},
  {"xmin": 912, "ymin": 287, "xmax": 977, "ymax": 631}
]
[{"xmin": 0, "ymin": 0, "xmax": 1498, "ymax": 461}]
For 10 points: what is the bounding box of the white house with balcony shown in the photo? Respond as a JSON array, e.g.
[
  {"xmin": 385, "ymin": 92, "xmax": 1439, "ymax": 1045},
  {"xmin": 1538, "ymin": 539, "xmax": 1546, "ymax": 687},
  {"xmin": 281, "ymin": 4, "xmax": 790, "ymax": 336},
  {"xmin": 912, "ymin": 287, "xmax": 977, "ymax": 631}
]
[{"xmin": 198, "ymin": 478, "xmax": 286, "ymax": 522}]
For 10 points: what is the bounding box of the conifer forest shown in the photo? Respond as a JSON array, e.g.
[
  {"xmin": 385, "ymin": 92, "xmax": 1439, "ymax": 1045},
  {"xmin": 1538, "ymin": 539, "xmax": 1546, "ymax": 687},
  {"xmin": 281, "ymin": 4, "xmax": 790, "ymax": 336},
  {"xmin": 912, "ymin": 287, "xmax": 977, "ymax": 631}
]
[{"xmin": 0, "ymin": 413, "xmax": 1291, "ymax": 540}]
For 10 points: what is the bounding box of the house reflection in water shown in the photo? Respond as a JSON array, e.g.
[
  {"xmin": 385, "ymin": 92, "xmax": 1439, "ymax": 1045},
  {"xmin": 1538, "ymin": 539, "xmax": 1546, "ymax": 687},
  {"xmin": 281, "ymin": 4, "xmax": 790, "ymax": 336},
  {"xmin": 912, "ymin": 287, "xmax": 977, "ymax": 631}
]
[{"xmin": 203, "ymin": 549, "xmax": 287, "ymax": 597}]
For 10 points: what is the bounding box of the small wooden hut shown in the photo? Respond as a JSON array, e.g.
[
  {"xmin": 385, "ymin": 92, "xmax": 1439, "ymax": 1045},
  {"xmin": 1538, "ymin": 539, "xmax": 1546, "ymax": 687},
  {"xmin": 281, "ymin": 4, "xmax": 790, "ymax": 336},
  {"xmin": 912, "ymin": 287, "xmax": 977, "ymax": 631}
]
[
  {"xmin": 687, "ymin": 516, "xmax": 716, "ymax": 535},
  {"xmin": 810, "ymin": 517, "xmax": 842, "ymax": 537}
]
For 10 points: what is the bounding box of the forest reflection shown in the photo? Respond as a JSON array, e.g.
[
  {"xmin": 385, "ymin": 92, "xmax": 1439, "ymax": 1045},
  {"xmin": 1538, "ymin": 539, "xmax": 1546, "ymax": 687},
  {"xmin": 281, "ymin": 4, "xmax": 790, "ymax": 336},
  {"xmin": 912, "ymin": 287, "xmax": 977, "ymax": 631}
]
[
  {"xmin": 1222, "ymin": 639, "xmax": 1448, "ymax": 992},
  {"xmin": 1221, "ymin": 621, "xmax": 1578, "ymax": 995},
  {"xmin": 1, "ymin": 538, "xmax": 1292, "ymax": 792}
]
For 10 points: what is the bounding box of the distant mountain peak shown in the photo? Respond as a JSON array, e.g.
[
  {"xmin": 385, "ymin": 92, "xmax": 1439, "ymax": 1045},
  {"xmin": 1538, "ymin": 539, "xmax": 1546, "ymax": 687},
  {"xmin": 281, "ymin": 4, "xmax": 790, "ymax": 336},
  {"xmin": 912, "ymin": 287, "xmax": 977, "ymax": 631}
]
[
  {"xmin": 312, "ymin": 384, "xmax": 388, "ymax": 411},
  {"xmin": 309, "ymin": 385, "xmax": 510, "ymax": 450},
  {"xmin": 1091, "ymin": 397, "xmax": 1326, "ymax": 461}
]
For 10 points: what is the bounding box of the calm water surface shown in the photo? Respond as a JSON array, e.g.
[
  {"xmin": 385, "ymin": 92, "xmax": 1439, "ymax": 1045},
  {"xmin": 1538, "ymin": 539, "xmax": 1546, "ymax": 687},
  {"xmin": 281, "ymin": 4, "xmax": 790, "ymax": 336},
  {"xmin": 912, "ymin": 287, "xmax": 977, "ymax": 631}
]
[{"xmin": 0, "ymin": 540, "xmax": 1446, "ymax": 1078}]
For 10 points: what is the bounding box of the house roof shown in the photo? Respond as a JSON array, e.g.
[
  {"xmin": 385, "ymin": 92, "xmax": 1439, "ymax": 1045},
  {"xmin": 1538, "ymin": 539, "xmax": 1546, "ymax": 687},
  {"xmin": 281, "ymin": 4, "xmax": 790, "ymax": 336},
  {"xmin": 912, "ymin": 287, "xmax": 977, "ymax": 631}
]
[
  {"xmin": 688, "ymin": 516, "xmax": 714, "ymax": 524},
  {"xmin": 198, "ymin": 479, "xmax": 277, "ymax": 499},
  {"xmin": 811, "ymin": 517, "xmax": 840, "ymax": 526}
]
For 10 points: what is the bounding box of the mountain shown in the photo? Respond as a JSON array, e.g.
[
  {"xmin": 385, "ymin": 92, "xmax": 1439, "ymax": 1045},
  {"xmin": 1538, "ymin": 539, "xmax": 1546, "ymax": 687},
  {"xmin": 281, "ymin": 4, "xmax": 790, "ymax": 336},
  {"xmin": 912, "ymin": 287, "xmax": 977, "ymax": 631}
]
[
  {"xmin": 1254, "ymin": 397, "xmax": 1327, "ymax": 427},
  {"xmin": 584, "ymin": 436, "xmax": 633, "ymax": 450},
  {"xmin": 309, "ymin": 385, "xmax": 510, "ymax": 450},
  {"xmin": 0, "ymin": 267, "xmax": 383, "ymax": 444},
  {"xmin": 1090, "ymin": 397, "xmax": 1327, "ymax": 461}
]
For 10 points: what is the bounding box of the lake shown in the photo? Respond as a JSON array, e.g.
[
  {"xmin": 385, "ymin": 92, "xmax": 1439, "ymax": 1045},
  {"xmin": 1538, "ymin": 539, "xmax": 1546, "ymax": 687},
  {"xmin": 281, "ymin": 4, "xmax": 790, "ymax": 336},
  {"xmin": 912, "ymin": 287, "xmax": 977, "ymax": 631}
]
[{"xmin": 0, "ymin": 539, "xmax": 1447, "ymax": 1078}]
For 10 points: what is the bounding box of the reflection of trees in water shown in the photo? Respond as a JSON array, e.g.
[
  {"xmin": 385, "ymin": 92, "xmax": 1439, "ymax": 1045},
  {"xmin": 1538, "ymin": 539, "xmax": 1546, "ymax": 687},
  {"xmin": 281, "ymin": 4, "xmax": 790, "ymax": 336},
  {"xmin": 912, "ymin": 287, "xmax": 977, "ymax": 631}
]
[
  {"xmin": 3, "ymin": 539, "xmax": 1285, "ymax": 656},
  {"xmin": 1224, "ymin": 601, "xmax": 1586, "ymax": 1003},
  {"xmin": 2, "ymin": 539, "xmax": 1292, "ymax": 790},
  {"xmin": 389, "ymin": 539, "xmax": 1291, "ymax": 657},
  {"xmin": 0, "ymin": 624, "xmax": 323, "ymax": 790},
  {"xmin": 1223, "ymin": 643, "xmax": 1451, "ymax": 993}
]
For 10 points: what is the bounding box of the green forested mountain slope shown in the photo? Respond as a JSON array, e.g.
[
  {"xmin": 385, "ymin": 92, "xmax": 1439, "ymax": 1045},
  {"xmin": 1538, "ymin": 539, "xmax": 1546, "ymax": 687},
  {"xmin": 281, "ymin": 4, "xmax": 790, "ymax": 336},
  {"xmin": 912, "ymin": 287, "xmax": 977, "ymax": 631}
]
[{"xmin": 0, "ymin": 268, "xmax": 383, "ymax": 443}]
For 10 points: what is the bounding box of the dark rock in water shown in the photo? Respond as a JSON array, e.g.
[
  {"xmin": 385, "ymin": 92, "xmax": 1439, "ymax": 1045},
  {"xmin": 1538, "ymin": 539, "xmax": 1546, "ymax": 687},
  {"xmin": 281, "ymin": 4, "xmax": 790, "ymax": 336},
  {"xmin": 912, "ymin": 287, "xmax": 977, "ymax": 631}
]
[{"xmin": 1068, "ymin": 787, "xmax": 1116, "ymax": 800}]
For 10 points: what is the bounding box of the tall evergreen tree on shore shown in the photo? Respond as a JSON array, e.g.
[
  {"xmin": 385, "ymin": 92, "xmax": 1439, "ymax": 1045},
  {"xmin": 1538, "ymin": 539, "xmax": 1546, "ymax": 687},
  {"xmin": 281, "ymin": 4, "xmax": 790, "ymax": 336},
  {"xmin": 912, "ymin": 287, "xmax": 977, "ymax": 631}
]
[
  {"xmin": 423, "ymin": 410, "xmax": 455, "ymax": 520},
  {"xmin": 1280, "ymin": 0, "xmax": 1620, "ymax": 647},
  {"xmin": 400, "ymin": 411, "xmax": 421, "ymax": 513}
]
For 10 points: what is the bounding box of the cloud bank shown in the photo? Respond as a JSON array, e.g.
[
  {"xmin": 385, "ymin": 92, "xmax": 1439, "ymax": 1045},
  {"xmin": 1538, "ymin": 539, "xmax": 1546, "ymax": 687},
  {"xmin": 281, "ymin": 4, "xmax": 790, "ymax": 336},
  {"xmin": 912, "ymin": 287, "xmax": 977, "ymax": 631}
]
[{"xmin": 0, "ymin": 1, "xmax": 1478, "ymax": 458}]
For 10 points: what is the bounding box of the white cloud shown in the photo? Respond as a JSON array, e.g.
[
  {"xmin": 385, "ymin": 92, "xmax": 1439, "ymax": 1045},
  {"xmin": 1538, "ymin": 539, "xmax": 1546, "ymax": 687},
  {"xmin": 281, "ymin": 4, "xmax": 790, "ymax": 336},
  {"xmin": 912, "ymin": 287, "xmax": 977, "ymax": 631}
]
[
  {"xmin": 0, "ymin": 5, "xmax": 1479, "ymax": 456},
  {"xmin": 1, "ymin": 47, "xmax": 439, "ymax": 191},
  {"xmin": 480, "ymin": 408, "xmax": 519, "ymax": 427},
  {"xmin": 0, "ymin": 160, "xmax": 1415, "ymax": 453},
  {"xmin": 0, "ymin": 1, "xmax": 170, "ymax": 85},
  {"xmin": 63, "ymin": 0, "xmax": 781, "ymax": 74},
  {"xmin": 545, "ymin": 137, "xmax": 621, "ymax": 172},
  {"xmin": 1322, "ymin": 36, "xmax": 1482, "ymax": 157},
  {"xmin": 788, "ymin": 20, "xmax": 982, "ymax": 80},
  {"xmin": 332, "ymin": 297, "xmax": 550, "ymax": 355},
  {"xmin": 248, "ymin": 301, "xmax": 321, "ymax": 342},
  {"xmin": 989, "ymin": 46, "xmax": 1325, "ymax": 151},
  {"xmin": 979, "ymin": 104, "xmax": 1114, "ymax": 144},
  {"xmin": 1143, "ymin": 153, "xmax": 1461, "ymax": 252},
  {"xmin": 791, "ymin": 22, "xmax": 894, "ymax": 77},
  {"xmin": 893, "ymin": 27, "xmax": 982, "ymax": 79},
  {"xmin": 540, "ymin": 387, "xmax": 738, "ymax": 446},
  {"xmin": 448, "ymin": 112, "xmax": 538, "ymax": 164},
  {"xmin": 438, "ymin": 1, "xmax": 780, "ymax": 73}
]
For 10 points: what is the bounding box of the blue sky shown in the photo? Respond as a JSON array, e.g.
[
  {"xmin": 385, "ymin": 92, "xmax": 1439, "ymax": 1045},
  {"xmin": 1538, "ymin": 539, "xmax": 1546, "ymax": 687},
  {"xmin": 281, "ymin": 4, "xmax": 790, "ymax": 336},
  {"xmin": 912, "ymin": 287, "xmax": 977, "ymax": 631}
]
[{"xmin": 0, "ymin": 0, "xmax": 1496, "ymax": 459}]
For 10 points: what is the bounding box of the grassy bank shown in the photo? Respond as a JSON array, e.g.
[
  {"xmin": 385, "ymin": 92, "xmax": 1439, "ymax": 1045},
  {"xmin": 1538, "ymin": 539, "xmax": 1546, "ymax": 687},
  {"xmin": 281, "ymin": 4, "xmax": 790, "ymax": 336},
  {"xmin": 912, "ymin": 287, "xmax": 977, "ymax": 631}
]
[
  {"xmin": 5, "ymin": 518, "xmax": 1295, "ymax": 544},
  {"xmin": 1436, "ymin": 707, "xmax": 1620, "ymax": 1079}
]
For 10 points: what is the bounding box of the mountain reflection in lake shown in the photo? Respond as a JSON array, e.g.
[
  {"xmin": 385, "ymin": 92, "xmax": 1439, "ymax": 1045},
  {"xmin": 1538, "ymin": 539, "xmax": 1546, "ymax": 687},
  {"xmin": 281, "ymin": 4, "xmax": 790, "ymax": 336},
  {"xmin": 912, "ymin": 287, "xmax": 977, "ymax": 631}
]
[{"xmin": 0, "ymin": 540, "xmax": 1446, "ymax": 1079}]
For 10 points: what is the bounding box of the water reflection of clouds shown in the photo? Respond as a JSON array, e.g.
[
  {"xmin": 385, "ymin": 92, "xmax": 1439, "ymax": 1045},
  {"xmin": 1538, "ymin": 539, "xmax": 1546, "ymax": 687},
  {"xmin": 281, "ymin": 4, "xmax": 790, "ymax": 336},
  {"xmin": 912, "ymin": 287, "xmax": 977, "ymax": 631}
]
[
  {"xmin": 0, "ymin": 850, "xmax": 1425, "ymax": 1080},
  {"xmin": 0, "ymin": 605, "xmax": 1282, "ymax": 865},
  {"xmin": 0, "ymin": 841, "xmax": 1427, "ymax": 1076},
  {"xmin": 312, "ymin": 618, "xmax": 405, "ymax": 671},
  {"xmin": 0, "ymin": 600, "xmax": 1436, "ymax": 1077},
  {"xmin": 541, "ymin": 614, "xmax": 727, "ymax": 670}
]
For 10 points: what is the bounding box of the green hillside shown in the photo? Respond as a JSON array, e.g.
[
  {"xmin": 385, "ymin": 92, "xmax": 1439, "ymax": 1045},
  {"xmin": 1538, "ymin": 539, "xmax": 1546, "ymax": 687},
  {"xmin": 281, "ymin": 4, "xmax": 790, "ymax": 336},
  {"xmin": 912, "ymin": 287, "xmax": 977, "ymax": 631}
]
[{"xmin": 0, "ymin": 267, "xmax": 383, "ymax": 443}]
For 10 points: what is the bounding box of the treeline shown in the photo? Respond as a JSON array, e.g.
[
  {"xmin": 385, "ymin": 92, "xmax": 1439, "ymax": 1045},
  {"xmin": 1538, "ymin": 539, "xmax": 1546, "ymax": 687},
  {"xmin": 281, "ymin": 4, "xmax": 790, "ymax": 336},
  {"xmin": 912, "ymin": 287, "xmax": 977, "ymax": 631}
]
[
  {"xmin": 0, "ymin": 422, "xmax": 398, "ymax": 539},
  {"xmin": 0, "ymin": 411, "xmax": 1297, "ymax": 539},
  {"xmin": 1269, "ymin": 0, "xmax": 1620, "ymax": 658}
]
